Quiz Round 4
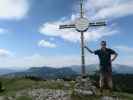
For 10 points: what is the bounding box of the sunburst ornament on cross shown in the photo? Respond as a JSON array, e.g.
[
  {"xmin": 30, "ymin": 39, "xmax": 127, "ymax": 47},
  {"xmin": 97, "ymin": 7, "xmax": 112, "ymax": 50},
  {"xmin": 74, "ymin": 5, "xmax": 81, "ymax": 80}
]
[
  {"xmin": 75, "ymin": 17, "xmax": 89, "ymax": 32},
  {"xmin": 59, "ymin": 0, "xmax": 106, "ymax": 77}
]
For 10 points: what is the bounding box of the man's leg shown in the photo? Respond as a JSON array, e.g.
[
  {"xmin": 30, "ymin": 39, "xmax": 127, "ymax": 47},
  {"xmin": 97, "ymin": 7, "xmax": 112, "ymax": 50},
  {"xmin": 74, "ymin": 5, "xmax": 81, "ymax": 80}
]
[
  {"xmin": 99, "ymin": 73, "xmax": 104, "ymax": 93},
  {"xmin": 107, "ymin": 74, "xmax": 113, "ymax": 92},
  {"xmin": 107, "ymin": 66, "xmax": 113, "ymax": 93}
]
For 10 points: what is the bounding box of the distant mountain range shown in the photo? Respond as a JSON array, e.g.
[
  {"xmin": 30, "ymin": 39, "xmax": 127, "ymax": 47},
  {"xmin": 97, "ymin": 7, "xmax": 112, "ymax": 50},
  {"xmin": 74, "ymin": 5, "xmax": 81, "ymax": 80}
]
[
  {"xmin": 70, "ymin": 64, "xmax": 133, "ymax": 74},
  {"xmin": 1, "ymin": 64, "xmax": 133, "ymax": 79},
  {"xmin": 0, "ymin": 68, "xmax": 22, "ymax": 75},
  {"xmin": 2, "ymin": 67, "xmax": 78, "ymax": 79}
]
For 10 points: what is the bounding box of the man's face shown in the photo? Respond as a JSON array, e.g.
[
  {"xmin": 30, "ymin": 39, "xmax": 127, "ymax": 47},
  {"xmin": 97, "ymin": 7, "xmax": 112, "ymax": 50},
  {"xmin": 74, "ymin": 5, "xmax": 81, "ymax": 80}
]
[{"xmin": 101, "ymin": 42, "xmax": 106, "ymax": 49}]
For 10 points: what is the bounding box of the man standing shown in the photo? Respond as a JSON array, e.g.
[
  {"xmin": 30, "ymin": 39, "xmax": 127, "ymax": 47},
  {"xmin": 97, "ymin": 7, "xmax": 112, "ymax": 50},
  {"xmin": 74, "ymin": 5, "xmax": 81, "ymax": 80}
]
[{"xmin": 85, "ymin": 41, "xmax": 118, "ymax": 93}]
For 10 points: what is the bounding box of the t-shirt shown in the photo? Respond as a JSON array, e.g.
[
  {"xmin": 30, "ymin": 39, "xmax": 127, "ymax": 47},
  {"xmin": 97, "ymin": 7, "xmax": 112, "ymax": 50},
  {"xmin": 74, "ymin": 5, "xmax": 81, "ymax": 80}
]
[{"xmin": 94, "ymin": 48, "xmax": 117, "ymax": 72}]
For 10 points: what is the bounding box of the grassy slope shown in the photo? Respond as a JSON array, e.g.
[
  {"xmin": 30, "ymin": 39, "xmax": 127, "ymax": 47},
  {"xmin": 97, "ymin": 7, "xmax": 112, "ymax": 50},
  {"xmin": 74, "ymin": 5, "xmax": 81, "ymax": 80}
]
[
  {"xmin": 0, "ymin": 77, "xmax": 133, "ymax": 100},
  {"xmin": 0, "ymin": 77, "xmax": 74, "ymax": 96}
]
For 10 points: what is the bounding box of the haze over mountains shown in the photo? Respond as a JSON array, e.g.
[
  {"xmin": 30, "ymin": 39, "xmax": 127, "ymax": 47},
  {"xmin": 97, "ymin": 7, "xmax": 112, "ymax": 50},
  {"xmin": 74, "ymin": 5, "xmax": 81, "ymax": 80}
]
[
  {"xmin": 0, "ymin": 68, "xmax": 21, "ymax": 75},
  {"xmin": 71, "ymin": 64, "xmax": 133, "ymax": 74},
  {"xmin": 0, "ymin": 64, "xmax": 133, "ymax": 79}
]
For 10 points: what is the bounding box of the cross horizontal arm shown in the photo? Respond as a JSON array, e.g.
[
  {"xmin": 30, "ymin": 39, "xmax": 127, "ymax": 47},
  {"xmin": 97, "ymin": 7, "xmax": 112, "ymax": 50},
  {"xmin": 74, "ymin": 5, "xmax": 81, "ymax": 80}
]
[
  {"xmin": 59, "ymin": 24, "xmax": 75, "ymax": 29},
  {"xmin": 89, "ymin": 21, "xmax": 106, "ymax": 27}
]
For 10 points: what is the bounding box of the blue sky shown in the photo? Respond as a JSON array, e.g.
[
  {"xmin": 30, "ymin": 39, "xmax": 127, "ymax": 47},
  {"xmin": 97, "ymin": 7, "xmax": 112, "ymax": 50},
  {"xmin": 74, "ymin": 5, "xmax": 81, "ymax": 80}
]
[{"xmin": 0, "ymin": 0, "xmax": 133, "ymax": 69}]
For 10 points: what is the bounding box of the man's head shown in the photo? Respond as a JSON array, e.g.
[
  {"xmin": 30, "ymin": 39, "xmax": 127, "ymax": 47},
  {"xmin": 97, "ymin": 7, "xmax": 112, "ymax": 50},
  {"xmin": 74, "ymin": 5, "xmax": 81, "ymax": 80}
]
[{"xmin": 101, "ymin": 41, "xmax": 107, "ymax": 49}]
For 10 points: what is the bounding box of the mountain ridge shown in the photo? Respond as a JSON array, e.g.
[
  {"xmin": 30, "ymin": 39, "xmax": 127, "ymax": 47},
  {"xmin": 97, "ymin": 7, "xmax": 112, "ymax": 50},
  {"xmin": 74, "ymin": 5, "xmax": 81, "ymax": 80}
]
[{"xmin": 1, "ymin": 64, "xmax": 133, "ymax": 79}]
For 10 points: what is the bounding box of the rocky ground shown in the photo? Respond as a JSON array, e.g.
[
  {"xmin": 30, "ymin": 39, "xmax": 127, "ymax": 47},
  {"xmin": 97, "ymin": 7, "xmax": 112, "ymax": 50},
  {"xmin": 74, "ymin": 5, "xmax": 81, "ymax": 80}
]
[
  {"xmin": 0, "ymin": 89, "xmax": 71, "ymax": 100},
  {"xmin": 0, "ymin": 88, "xmax": 123, "ymax": 100},
  {"xmin": 0, "ymin": 78, "xmax": 132, "ymax": 100}
]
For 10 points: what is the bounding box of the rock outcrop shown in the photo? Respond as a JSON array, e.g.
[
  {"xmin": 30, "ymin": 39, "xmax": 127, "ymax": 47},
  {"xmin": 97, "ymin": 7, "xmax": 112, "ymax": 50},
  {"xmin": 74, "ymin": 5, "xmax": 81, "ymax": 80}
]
[{"xmin": 74, "ymin": 76, "xmax": 97, "ymax": 95}]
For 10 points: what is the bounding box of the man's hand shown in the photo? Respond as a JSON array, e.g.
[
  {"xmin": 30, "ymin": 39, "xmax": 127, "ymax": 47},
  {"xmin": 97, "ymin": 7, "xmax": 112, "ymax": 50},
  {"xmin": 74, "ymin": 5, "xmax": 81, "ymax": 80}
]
[
  {"xmin": 84, "ymin": 46, "xmax": 88, "ymax": 49},
  {"xmin": 111, "ymin": 53, "xmax": 118, "ymax": 62},
  {"xmin": 84, "ymin": 46, "xmax": 94, "ymax": 54}
]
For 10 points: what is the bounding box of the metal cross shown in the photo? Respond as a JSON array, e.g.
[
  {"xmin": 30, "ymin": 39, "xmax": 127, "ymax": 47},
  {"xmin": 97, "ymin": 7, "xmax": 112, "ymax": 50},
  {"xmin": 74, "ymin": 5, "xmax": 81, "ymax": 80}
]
[{"xmin": 59, "ymin": 0, "xmax": 106, "ymax": 77}]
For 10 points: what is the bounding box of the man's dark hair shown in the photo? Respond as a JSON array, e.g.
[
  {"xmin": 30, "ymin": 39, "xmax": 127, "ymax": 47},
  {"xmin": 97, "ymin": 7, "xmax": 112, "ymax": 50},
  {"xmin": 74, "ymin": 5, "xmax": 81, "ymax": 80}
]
[{"xmin": 101, "ymin": 41, "xmax": 106, "ymax": 45}]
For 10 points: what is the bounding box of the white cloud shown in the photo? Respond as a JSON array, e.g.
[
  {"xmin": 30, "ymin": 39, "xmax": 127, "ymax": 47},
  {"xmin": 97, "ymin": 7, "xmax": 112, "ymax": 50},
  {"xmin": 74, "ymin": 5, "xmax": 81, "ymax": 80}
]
[
  {"xmin": 0, "ymin": 28, "xmax": 8, "ymax": 35},
  {"xmin": 0, "ymin": 49, "xmax": 13, "ymax": 57},
  {"xmin": 115, "ymin": 56, "xmax": 133, "ymax": 67},
  {"xmin": 39, "ymin": 17, "xmax": 118, "ymax": 43},
  {"xmin": 121, "ymin": 59, "xmax": 133, "ymax": 66},
  {"xmin": 115, "ymin": 45, "xmax": 133, "ymax": 53},
  {"xmin": 113, "ymin": 45, "xmax": 133, "ymax": 66},
  {"xmin": 0, "ymin": 0, "xmax": 30, "ymax": 20},
  {"xmin": 38, "ymin": 40, "xmax": 57, "ymax": 48},
  {"xmin": 0, "ymin": 51, "xmax": 132, "ymax": 69},
  {"xmin": 0, "ymin": 52, "xmax": 132, "ymax": 69},
  {"xmin": 85, "ymin": 0, "xmax": 133, "ymax": 20},
  {"xmin": 39, "ymin": 0, "xmax": 128, "ymax": 43},
  {"xmin": 0, "ymin": 53, "xmax": 98, "ymax": 69}
]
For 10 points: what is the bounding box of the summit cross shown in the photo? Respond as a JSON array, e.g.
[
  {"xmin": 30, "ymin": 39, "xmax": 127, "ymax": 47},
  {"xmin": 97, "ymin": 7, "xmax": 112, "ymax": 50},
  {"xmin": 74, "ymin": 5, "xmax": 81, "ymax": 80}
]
[{"xmin": 59, "ymin": 0, "xmax": 106, "ymax": 77}]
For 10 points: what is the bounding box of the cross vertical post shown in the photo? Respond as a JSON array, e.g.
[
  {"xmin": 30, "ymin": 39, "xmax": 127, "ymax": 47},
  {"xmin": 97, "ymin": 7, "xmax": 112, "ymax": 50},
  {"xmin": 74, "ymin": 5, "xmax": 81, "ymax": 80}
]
[
  {"xmin": 80, "ymin": 0, "xmax": 83, "ymax": 18},
  {"xmin": 81, "ymin": 31, "xmax": 86, "ymax": 77},
  {"xmin": 80, "ymin": 0, "xmax": 86, "ymax": 77}
]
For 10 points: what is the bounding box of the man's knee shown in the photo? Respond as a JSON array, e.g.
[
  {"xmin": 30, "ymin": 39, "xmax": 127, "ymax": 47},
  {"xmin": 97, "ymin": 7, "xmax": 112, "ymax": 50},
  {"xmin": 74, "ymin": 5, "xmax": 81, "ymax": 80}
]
[
  {"xmin": 108, "ymin": 78, "xmax": 113, "ymax": 89},
  {"xmin": 99, "ymin": 74, "xmax": 104, "ymax": 88}
]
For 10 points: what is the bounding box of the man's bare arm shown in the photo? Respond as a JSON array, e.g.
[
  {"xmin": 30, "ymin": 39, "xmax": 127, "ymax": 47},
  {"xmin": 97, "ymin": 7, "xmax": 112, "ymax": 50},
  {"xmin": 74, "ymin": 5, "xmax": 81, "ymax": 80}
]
[
  {"xmin": 84, "ymin": 46, "xmax": 94, "ymax": 54},
  {"xmin": 111, "ymin": 53, "xmax": 118, "ymax": 62}
]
